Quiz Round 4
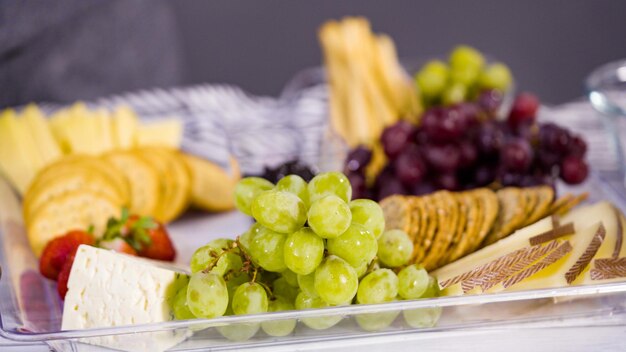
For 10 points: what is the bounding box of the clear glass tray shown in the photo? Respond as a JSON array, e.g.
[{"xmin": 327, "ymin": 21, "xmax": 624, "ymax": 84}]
[{"xmin": 2, "ymin": 168, "xmax": 626, "ymax": 352}]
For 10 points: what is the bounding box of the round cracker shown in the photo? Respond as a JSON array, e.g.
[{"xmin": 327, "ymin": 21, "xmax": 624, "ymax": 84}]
[
  {"xmin": 181, "ymin": 153, "xmax": 237, "ymax": 212},
  {"xmin": 103, "ymin": 150, "xmax": 160, "ymax": 217},
  {"xmin": 448, "ymin": 191, "xmax": 482, "ymax": 262},
  {"xmin": 422, "ymin": 191, "xmax": 458, "ymax": 271},
  {"xmin": 473, "ymin": 188, "xmax": 500, "ymax": 249},
  {"xmin": 27, "ymin": 155, "xmax": 129, "ymax": 205},
  {"xmin": 413, "ymin": 194, "xmax": 439, "ymax": 265},
  {"xmin": 439, "ymin": 193, "xmax": 468, "ymax": 267},
  {"xmin": 27, "ymin": 190, "xmax": 120, "ymax": 257},
  {"xmin": 135, "ymin": 148, "xmax": 190, "ymax": 223},
  {"xmin": 380, "ymin": 195, "xmax": 412, "ymax": 234},
  {"xmin": 525, "ymin": 186, "xmax": 555, "ymax": 226},
  {"xmin": 24, "ymin": 170, "xmax": 123, "ymax": 223}
]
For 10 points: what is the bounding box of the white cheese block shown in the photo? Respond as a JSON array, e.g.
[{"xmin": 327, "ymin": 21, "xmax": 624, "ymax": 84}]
[{"xmin": 62, "ymin": 245, "xmax": 190, "ymax": 352}]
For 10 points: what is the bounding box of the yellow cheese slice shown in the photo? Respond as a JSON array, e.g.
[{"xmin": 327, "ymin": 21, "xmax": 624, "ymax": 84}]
[
  {"xmin": 502, "ymin": 222, "xmax": 604, "ymax": 291},
  {"xmin": 93, "ymin": 109, "xmax": 114, "ymax": 153},
  {"xmin": 21, "ymin": 104, "xmax": 63, "ymax": 165},
  {"xmin": 135, "ymin": 119, "xmax": 183, "ymax": 149},
  {"xmin": 112, "ymin": 105, "xmax": 138, "ymax": 149},
  {"xmin": 434, "ymin": 215, "xmax": 555, "ymax": 294}
]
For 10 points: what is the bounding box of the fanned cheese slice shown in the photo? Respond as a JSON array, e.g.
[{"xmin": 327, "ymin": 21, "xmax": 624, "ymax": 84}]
[
  {"xmin": 434, "ymin": 216, "xmax": 555, "ymax": 293},
  {"xmin": 112, "ymin": 105, "xmax": 139, "ymax": 149},
  {"xmin": 135, "ymin": 119, "xmax": 183, "ymax": 149},
  {"xmin": 502, "ymin": 222, "xmax": 605, "ymax": 291}
]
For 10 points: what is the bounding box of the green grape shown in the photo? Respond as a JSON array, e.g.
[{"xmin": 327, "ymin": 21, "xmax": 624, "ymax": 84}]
[
  {"xmin": 284, "ymin": 227, "xmax": 325, "ymax": 274},
  {"xmin": 415, "ymin": 60, "xmax": 448, "ymax": 98},
  {"xmin": 238, "ymin": 223, "xmax": 260, "ymax": 254},
  {"xmin": 377, "ymin": 229, "xmax": 413, "ymax": 268},
  {"xmin": 308, "ymin": 171, "xmax": 352, "ymax": 203},
  {"xmin": 421, "ymin": 275, "xmax": 441, "ymax": 299},
  {"xmin": 172, "ymin": 284, "xmax": 195, "ymax": 320},
  {"xmin": 354, "ymin": 261, "xmax": 369, "ymax": 278},
  {"xmin": 449, "ymin": 45, "xmax": 485, "ymax": 71},
  {"xmin": 190, "ymin": 239, "xmax": 242, "ymax": 275},
  {"xmin": 216, "ymin": 323, "xmax": 260, "ymax": 341},
  {"xmin": 297, "ymin": 272, "xmax": 317, "ymax": 297},
  {"xmin": 478, "ymin": 62, "xmax": 513, "ymax": 91},
  {"xmin": 450, "ymin": 66, "xmax": 480, "ymax": 86},
  {"xmin": 295, "ymin": 291, "xmax": 342, "ymax": 330},
  {"xmin": 326, "ymin": 224, "xmax": 377, "ymax": 267},
  {"xmin": 349, "ymin": 199, "xmax": 385, "ymax": 239},
  {"xmin": 397, "ymin": 264, "xmax": 430, "ymax": 299},
  {"xmin": 225, "ymin": 272, "xmax": 250, "ymax": 316},
  {"xmin": 402, "ymin": 306, "xmax": 442, "ymax": 328},
  {"xmin": 281, "ymin": 269, "xmax": 299, "ymax": 287},
  {"xmin": 307, "ymin": 195, "xmax": 352, "ymax": 239},
  {"xmin": 357, "ymin": 269, "xmax": 398, "ymax": 304},
  {"xmin": 356, "ymin": 310, "xmax": 399, "ymax": 331},
  {"xmin": 186, "ymin": 272, "xmax": 228, "ymax": 318},
  {"xmin": 441, "ymin": 82, "xmax": 467, "ymax": 106},
  {"xmin": 232, "ymin": 282, "xmax": 269, "ymax": 315},
  {"xmin": 248, "ymin": 225, "xmax": 287, "ymax": 272},
  {"xmin": 235, "ymin": 177, "xmax": 274, "ymax": 216},
  {"xmin": 314, "ymin": 255, "xmax": 358, "ymax": 305},
  {"xmin": 276, "ymin": 174, "xmax": 309, "ymax": 207},
  {"xmin": 273, "ymin": 277, "xmax": 299, "ymax": 302},
  {"xmin": 251, "ymin": 190, "xmax": 307, "ymax": 234},
  {"xmin": 261, "ymin": 296, "xmax": 297, "ymax": 336}
]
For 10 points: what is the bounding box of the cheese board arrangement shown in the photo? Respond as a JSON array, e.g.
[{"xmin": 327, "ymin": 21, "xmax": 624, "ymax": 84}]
[{"xmin": 1, "ymin": 16, "xmax": 626, "ymax": 352}]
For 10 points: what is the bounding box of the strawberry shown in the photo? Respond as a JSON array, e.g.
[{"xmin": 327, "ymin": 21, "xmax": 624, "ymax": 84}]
[
  {"xmin": 135, "ymin": 221, "xmax": 176, "ymax": 261},
  {"xmin": 57, "ymin": 254, "xmax": 74, "ymax": 299},
  {"xmin": 99, "ymin": 238, "xmax": 137, "ymax": 256},
  {"xmin": 39, "ymin": 230, "xmax": 95, "ymax": 280},
  {"xmin": 99, "ymin": 209, "xmax": 176, "ymax": 261}
]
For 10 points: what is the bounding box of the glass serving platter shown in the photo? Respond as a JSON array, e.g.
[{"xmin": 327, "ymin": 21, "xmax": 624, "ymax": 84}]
[{"xmin": 2, "ymin": 169, "xmax": 626, "ymax": 352}]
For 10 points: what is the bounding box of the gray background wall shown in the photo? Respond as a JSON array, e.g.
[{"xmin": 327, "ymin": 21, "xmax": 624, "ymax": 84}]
[
  {"xmin": 1, "ymin": 0, "xmax": 625, "ymax": 106},
  {"xmin": 171, "ymin": 0, "xmax": 626, "ymax": 104}
]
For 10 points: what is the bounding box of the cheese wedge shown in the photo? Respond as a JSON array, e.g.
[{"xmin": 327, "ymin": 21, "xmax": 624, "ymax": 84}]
[
  {"xmin": 502, "ymin": 222, "xmax": 605, "ymax": 291},
  {"xmin": 434, "ymin": 215, "xmax": 555, "ymax": 292},
  {"xmin": 62, "ymin": 245, "xmax": 190, "ymax": 352}
]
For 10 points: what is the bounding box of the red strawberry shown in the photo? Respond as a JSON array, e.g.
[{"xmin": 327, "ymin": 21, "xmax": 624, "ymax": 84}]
[
  {"xmin": 99, "ymin": 238, "xmax": 138, "ymax": 256},
  {"xmin": 39, "ymin": 230, "xmax": 95, "ymax": 280},
  {"xmin": 57, "ymin": 254, "xmax": 74, "ymax": 299},
  {"xmin": 136, "ymin": 222, "xmax": 176, "ymax": 261}
]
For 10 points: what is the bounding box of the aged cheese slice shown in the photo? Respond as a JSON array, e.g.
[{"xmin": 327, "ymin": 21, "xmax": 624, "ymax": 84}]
[
  {"xmin": 21, "ymin": 104, "xmax": 62, "ymax": 165},
  {"xmin": 112, "ymin": 105, "xmax": 139, "ymax": 149},
  {"xmin": 62, "ymin": 245, "xmax": 190, "ymax": 352},
  {"xmin": 434, "ymin": 216, "xmax": 555, "ymax": 292},
  {"xmin": 502, "ymin": 222, "xmax": 605, "ymax": 291},
  {"xmin": 135, "ymin": 119, "xmax": 183, "ymax": 149}
]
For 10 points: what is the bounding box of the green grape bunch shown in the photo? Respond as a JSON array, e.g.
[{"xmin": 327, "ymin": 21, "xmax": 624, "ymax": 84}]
[{"xmin": 175, "ymin": 171, "xmax": 442, "ymax": 341}]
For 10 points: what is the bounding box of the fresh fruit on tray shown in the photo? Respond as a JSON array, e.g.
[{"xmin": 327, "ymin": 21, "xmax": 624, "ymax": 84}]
[
  {"xmin": 414, "ymin": 46, "xmax": 512, "ymax": 109},
  {"xmin": 24, "ymin": 147, "xmax": 239, "ymax": 257},
  {"xmin": 255, "ymin": 159, "xmax": 316, "ymax": 184},
  {"xmin": 319, "ymin": 17, "xmax": 422, "ymax": 147},
  {"xmin": 0, "ymin": 103, "xmax": 182, "ymax": 195},
  {"xmin": 434, "ymin": 201, "xmax": 626, "ymax": 295},
  {"xmin": 345, "ymin": 91, "xmax": 590, "ymax": 200},
  {"xmin": 380, "ymin": 186, "xmax": 587, "ymax": 271}
]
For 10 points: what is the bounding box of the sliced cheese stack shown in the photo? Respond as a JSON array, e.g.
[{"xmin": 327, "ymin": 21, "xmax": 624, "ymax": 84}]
[
  {"xmin": 435, "ymin": 201, "xmax": 626, "ymax": 295},
  {"xmin": 62, "ymin": 245, "xmax": 190, "ymax": 352}
]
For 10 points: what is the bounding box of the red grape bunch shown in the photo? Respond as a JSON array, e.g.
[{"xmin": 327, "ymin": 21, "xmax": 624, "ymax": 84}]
[{"xmin": 345, "ymin": 92, "xmax": 589, "ymax": 201}]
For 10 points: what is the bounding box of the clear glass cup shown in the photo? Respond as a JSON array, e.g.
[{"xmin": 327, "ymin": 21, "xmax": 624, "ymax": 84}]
[{"xmin": 586, "ymin": 59, "xmax": 626, "ymax": 183}]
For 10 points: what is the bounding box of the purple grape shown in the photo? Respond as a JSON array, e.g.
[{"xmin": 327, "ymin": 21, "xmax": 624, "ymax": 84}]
[
  {"xmin": 381, "ymin": 121, "xmax": 415, "ymax": 160},
  {"xmin": 501, "ymin": 138, "xmax": 534, "ymax": 172},
  {"xmin": 347, "ymin": 172, "xmax": 367, "ymax": 200},
  {"xmin": 414, "ymin": 128, "xmax": 429, "ymax": 146},
  {"xmin": 378, "ymin": 178, "xmax": 407, "ymax": 200},
  {"xmin": 477, "ymin": 89, "xmax": 503, "ymax": 117},
  {"xmin": 435, "ymin": 173, "xmax": 459, "ymax": 191},
  {"xmin": 458, "ymin": 140, "xmax": 478, "ymax": 168},
  {"xmin": 422, "ymin": 107, "xmax": 465, "ymax": 143},
  {"xmin": 539, "ymin": 123, "xmax": 571, "ymax": 154},
  {"xmin": 410, "ymin": 181, "xmax": 437, "ymax": 196},
  {"xmin": 394, "ymin": 146, "xmax": 428, "ymax": 186},
  {"xmin": 536, "ymin": 150, "xmax": 560, "ymax": 174},
  {"xmin": 569, "ymin": 135, "xmax": 587, "ymax": 158},
  {"xmin": 500, "ymin": 171, "xmax": 522, "ymax": 187},
  {"xmin": 423, "ymin": 143, "xmax": 461, "ymax": 172},
  {"xmin": 475, "ymin": 121, "xmax": 504, "ymax": 156},
  {"xmin": 474, "ymin": 165, "xmax": 496, "ymax": 186},
  {"xmin": 560, "ymin": 156, "xmax": 589, "ymax": 185},
  {"xmin": 345, "ymin": 146, "xmax": 372, "ymax": 173},
  {"xmin": 454, "ymin": 102, "xmax": 481, "ymax": 128}
]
